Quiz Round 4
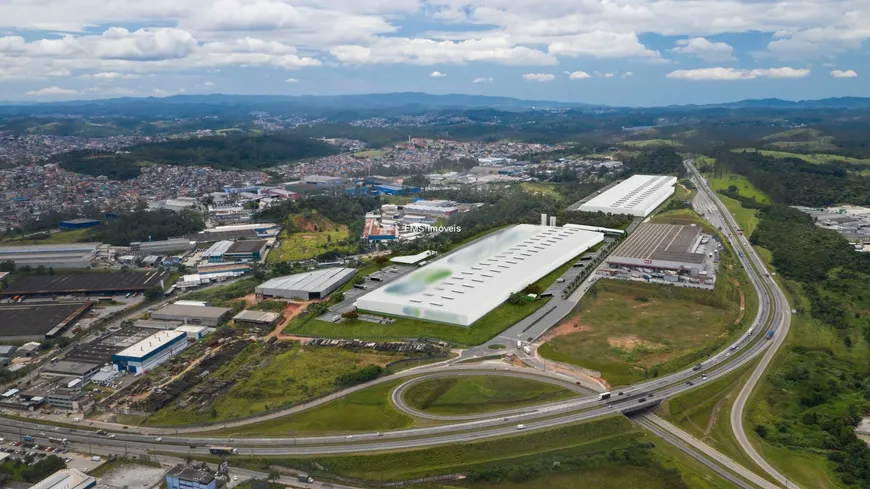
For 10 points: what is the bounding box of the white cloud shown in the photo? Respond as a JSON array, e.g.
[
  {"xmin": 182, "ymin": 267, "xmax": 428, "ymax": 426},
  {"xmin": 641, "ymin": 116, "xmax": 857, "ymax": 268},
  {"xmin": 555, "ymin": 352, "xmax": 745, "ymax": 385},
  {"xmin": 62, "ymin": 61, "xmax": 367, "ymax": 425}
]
[
  {"xmin": 285, "ymin": 77, "xmax": 299, "ymax": 82},
  {"xmin": 203, "ymin": 81, "xmax": 215, "ymax": 86},
  {"xmin": 331, "ymin": 36, "xmax": 557, "ymax": 66},
  {"xmin": 522, "ymin": 72, "xmax": 555, "ymax": 82},
  {"xmin": 621, "ymin": 71, "xmax": 634, "ymax": 79},
  {"xmin": 671, "ymin": 37, "xmax": 736, "ymax": 62},
  {"xmin": 547, "ymin": 31, "xmax": 662, "ymax": 60},
  {"xmin": 564, "ymin": 70, "xmax": 590, "ymax": 79},
  {"xmin": 85, "ymin": 72, "xmax": 141, "ymax": 80},
  {"xmin": 831, "ymin": 69, "xmax": 857, "ymax": 78},
  {"xmin": 472, "ymin": 76, "xmax": 493, "ymax": 83},
  {"xmin": 666, "ymin": 66, "xmax": 811, "ymax": 80},
  {"xmin": 26, "ymin": 86, "xmax": 78, "ymax": 96},
  {"xmin": 430, "ymin": 70, "xmax": 446, "ymax": 77}
]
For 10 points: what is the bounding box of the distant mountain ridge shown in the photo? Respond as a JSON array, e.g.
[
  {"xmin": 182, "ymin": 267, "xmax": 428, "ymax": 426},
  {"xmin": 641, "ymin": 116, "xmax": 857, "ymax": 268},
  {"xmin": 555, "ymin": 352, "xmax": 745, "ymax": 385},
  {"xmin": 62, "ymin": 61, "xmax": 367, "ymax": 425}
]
[{"xmin": 2, "ymin": 92, "xmax": 870, "ymax": 111}]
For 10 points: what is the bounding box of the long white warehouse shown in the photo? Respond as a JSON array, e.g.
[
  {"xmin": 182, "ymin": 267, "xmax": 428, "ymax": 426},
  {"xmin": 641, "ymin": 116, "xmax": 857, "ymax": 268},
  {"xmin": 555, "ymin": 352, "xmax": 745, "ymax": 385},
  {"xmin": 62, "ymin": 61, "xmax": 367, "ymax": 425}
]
[
  {"xmin": 579, "ymin": 174, "xmax": 677, "ymax": 217},
  {"xmin": 355, "ymin": 224, "xmax": 604, "ymax": 326}
]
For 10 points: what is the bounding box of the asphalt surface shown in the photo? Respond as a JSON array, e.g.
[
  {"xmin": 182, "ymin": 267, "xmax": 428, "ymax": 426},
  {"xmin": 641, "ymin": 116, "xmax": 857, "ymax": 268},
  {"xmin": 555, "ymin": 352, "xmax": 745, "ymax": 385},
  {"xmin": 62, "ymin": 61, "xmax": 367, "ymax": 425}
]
[{"xmin": 687, "ymin": 161, "xmax": 796, "ymax": 488}]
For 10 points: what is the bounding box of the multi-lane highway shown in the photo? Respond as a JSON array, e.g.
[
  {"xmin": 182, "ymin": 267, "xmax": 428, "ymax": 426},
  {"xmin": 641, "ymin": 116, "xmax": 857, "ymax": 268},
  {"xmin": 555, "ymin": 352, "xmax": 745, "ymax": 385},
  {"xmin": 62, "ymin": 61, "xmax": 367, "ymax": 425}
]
[{"xmin": 0, "ymin": 161, "xmax": 795, "ymax": 487}]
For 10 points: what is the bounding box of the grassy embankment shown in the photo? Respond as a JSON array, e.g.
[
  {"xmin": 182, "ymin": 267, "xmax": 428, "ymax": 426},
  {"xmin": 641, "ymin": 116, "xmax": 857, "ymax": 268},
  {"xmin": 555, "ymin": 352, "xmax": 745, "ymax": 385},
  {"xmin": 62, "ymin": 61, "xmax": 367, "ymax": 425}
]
[
  {"xmin": 193, "ymin": 416, "xmax": 733, "ymax": 488},
  {"xmin": 732, "ymin": 148, "xmax": 870, "ymax": 166},
  {"xmin": 284, "ymin": 249, "xmax": 585, "ymax": 346},
  {"xmin": 620, "ymin": 139, "xmax": 683, "ymax": 148},
  {"xmin": 402, "ymin": 375, "xmax": 578, "ymax": 416},
  {"xmin": 539, "ymin": 211, "xmax": 757, "ymax": 386}
]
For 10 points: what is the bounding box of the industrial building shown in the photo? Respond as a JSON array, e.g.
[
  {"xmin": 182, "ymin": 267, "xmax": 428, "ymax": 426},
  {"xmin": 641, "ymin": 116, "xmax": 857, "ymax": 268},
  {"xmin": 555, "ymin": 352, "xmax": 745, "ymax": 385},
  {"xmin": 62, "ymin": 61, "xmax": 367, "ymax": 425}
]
[
  {"xmin": 1, "ymin": 271, "xmax": 166, "ymax": 297},
  {"xmin": 151, "ymin": 304, "xmax": 232, "ymax": 326},
  {"xmin": 59, "ymin": 218, "xmax": 99, "ymax": 230},
  {"xmin": 303, "ymin": 175, "xmax": 343, "ymax": 186},
  {"xmin": 166, "ymin": 465, "xmax": 218, "ymax": 489},
  {"xmin": 0, "ymin": 301, "xmax": 94, "ymax": 341},
  {"xmin": 390, "ymin": 250, "xmax": 437, "ymax": 265},
  {"xmin": 112, "ymin": 330, "xmax": 189, "ymax": 373},
  {"xmin": 30, "ymin": 469, "xmax": 95, "ymax": 489},
  {"xmin": 43, "ymin": 360, "xmax": 102, "ymax": 381},
  {"xmin": 0, "ymin": 242, "xmax": 101, "ymax": 269},
  {"xmin": 256, "ymin": 268, "xmax": 355, "ymax": 300},
  {"xmin": 175, "ymin": 325, "xmax": 210, "ymax": 340},
  {"xmin": 233, "ymin": 310, "xmax": 282, "ymax": 327},
  {"xmin": 202, "ymin": 240, "xmax": 269, "ymax": 262},
  {"xmin": 355, "ymin": 223, "xmax": 604, "ymax": 326},
  {"xmin": 603, "ymin": 223, "xmax": 717, "ymax": 286},
  {"xmin": 578, "ymin": 174, "xmax": 677, "ymax": 217},
  {"xmin": 403, "ymin": 200, "xmax": 459, "ymax": 217},
  {"xmin": 130, "ymin": 238, "xmax": 193, "ymax": 255}
]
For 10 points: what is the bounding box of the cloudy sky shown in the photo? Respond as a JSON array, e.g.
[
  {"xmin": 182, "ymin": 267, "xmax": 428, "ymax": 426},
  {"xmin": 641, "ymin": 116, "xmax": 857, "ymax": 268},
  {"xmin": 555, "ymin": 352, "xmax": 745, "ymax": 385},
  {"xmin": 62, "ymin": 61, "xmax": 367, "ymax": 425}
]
[{"xmin": 0, "ymin": 0, "xmax": 866, "ymax": 106}]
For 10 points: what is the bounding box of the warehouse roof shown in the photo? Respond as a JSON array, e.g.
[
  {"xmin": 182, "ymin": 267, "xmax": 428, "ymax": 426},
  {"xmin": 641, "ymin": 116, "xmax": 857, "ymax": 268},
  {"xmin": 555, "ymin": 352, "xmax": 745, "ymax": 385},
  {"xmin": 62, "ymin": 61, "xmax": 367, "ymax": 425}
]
[
  {"xmin": 257, "ymin": 268, "xmax": 356, "ymax": 293},
  {"xmin": 579, "ymin": 174, "xmax": 677, "ymax": 217},
  {"xmin": 233, "ymin": 310, "xmax": 281, "ymax": 324},
  {"xmin": 30, "ymin": 469, "xmax": 94, "ymax": 489},
  {"xmin": 356, "ymin": 224, "xmax": 603, "ymax": 326},
  {"xmin": 226, "ymin": 240, "xmax": 268, "ymax": 253},
  {"xmin": 610, "ymin": 223, "xmax": 705, "ymax": 264},
  {"xmin": 390, "ymin": 250, "xmax": 436, "ymax": 265},
  {"xmin": 114, "ymin": 330, "xmax": 187, "ymax": 358}
]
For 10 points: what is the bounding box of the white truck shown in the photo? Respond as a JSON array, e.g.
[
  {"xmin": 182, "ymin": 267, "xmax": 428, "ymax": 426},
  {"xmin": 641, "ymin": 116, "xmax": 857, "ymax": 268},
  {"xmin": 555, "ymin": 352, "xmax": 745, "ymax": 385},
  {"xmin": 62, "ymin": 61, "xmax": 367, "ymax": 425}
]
[
  {"xmin": 516, "ymin": 340, "xmax": 522, "ymax": 348},
  {"xmin": 522, "ymin": 346, "xmax": 531, "ymax": 355},
  {"xmin": 598, "ymin": 392, "xmax": 611, "ymax": 401}
]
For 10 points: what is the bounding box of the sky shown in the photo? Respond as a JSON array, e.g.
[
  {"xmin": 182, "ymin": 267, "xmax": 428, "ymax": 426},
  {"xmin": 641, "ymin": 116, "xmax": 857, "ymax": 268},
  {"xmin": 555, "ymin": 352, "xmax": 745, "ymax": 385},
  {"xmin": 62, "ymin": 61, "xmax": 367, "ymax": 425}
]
[{"xmin": 0, "ymin": 0, "xmax": 866, "ymax": 106}]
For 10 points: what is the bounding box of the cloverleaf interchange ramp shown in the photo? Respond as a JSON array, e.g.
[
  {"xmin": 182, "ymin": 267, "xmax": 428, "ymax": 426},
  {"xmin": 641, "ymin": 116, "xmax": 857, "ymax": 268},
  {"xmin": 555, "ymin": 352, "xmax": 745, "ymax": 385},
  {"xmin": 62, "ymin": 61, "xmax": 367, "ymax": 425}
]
[{"xmin": 0, "ymin": 163, "xmax": 795, "ymax": 487}]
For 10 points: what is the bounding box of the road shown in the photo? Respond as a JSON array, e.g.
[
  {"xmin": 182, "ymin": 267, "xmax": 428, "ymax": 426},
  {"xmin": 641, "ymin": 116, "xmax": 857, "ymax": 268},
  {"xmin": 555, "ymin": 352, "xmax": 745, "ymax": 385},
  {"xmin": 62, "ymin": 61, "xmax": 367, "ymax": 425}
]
[
  {"xmin": 687, "ymin": 161, "xmax": 797, "ymax": 488},
  {"xmin": 0, "ymin": 165, "xmax": 795, "ymax": 489}
]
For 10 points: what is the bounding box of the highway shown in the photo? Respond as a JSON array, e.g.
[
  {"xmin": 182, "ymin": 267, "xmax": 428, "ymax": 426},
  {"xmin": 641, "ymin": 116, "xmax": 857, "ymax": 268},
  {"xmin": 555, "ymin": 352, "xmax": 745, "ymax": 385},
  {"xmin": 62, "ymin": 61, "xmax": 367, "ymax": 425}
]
[
  {"xmin": 687, "ymin": 160, "xmax": 796, "ymax": 488},
  {"xmin": 0, "ymin": 162, "xmax": 795, "ymax": 487}
]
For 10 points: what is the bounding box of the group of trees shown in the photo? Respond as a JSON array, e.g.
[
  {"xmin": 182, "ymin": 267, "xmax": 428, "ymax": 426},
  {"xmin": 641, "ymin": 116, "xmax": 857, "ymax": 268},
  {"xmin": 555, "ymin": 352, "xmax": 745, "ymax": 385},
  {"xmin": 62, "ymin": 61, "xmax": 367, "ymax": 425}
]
[
  {"xmin": 335, "ymin": 364, "xmax": 383, "ymax": 388},
  {"xmin": 0, "ymin": 454, "xmax": 65, "ymax": 483},
  {"xmin": 89, "ymin": 207, "xmax": 205, "ymax": 245},
  {"xmin": 718, "ymin": 150, "xmax": 870, "ymax": 487}
]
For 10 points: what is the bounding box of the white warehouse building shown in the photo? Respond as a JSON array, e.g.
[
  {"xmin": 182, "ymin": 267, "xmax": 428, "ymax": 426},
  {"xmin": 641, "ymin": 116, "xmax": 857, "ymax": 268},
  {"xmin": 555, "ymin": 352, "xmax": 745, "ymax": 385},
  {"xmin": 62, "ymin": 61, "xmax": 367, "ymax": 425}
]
[
  {"xmin": 579, "ymin": 174, "xmax": 677, "ymax": 217},
  {"xmin": 111, "ymin": 330, "xmax": 188, "ymax": 374},
  {"xmin": 355, "ymin": 224, "xmax": 604, "ymax": 326}
]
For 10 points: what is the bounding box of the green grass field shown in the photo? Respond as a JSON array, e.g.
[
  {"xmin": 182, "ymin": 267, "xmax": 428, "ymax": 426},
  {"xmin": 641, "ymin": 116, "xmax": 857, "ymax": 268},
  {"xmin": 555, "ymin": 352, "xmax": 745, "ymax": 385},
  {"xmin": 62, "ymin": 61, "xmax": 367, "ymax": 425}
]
[
  {"xmin": 707, "ymin": 174, "xmax": 770, "ymax": 204},
  {"xmin": 284, "ymin": 253, "xmax": 578, "ymax": 345},
  {"xmin": 707, "ymin": 174, "xmax": 770, "ymax": 235},
  {"xmin": 144, "ymin": 343, "xmax": 404, "ymax": 426},
  {"xmin": 621, "ymin": 139, "xmax": 682, "ymax": 148},
  {"xmin": 267, "ymin": 212, "xmax": 354, "ymax": 263},
  {"xmin": 732, "ymin": 148, "xmax": 870, "ymax": 166},
  {"xmin": 200, "ymin": 378, "xmax": 414, "ymax": 436},
  {"xmin": 403, "ymin": 375, "xmax": 578, "ymax": 415},
  {"xmin": 539, "ymin": 230, "xmax": 753, "ymax": 387},
  {"xmin": 244, "ymin": 416, "xmax": 645, "ymax": 481}
]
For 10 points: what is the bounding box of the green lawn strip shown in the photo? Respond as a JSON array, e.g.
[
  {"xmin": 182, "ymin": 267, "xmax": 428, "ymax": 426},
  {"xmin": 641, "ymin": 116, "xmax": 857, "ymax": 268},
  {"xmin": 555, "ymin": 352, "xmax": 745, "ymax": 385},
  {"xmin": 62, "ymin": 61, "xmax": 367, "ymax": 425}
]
[
  {"xmin": 402, "ymin": 375, "xmax": 579, "ymax": 416},
  {"xmin": 144, "ymin": 343, "xmax": 407, "ymax": 426},
  {"xmin": 267, "ymin": 212, "xmax": 354, "ymax": 263},
  {"xmin": 539, "ymin": 243, "xmax": 752, "ymax": 387},
  {"xmin": 195, "ymin": 379, "xmax": 413, "ymax": 437},
  {"xmin": 184, "ymin": 278, "xmax": 259, "ymax": 304},
  {"xmin": 285, "ymin": 250, "xmax": 580, "ymax": 346},
  {"xmin": 230, "ymin": 416, "xmax": 642, "ymax": 481}
]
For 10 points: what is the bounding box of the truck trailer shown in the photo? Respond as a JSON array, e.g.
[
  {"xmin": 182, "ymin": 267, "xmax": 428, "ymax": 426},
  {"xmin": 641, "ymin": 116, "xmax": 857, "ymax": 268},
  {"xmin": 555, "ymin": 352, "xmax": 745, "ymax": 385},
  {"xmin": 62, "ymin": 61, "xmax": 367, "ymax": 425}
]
[{"xmin": 209, "ymin": 446, "xmax": 238, "ymax": 455}]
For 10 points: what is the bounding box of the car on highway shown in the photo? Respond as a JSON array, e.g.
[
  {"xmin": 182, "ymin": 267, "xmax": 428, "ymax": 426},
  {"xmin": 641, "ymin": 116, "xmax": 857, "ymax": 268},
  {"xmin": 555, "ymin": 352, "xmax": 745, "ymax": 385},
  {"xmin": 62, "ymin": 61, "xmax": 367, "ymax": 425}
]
[
  {"xmin": 516, "ymin": 424, "xmax": 526, "ymax": 430},
  {"xmin": 638, "ymin": 398, "xmax": 647, "ymax": 403},
  {"xmin": 108, "ymin": 434, "xmax": 116, "ymax": 438},
  {"xmin": 155, "ymin": 437, "xmax": 162, "ymax": 442},
  {"xmin": 346, "ymin": 435, "xmax": 353, "ymax": 439}
]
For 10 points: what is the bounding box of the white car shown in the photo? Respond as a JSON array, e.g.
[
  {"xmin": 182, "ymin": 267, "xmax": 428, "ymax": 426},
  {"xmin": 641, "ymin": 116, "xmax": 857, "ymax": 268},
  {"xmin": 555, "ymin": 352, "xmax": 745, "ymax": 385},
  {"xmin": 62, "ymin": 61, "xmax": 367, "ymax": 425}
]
[
  {"xmin": 516, "ymin": 424, "xmax": 526, "ymax": 430},
  {"xmin": 108, "ymin": 434, "xmax": 116, "ymax": 438},
  {"xmin": 232, "ymin": 476, "xmax": 238, "ymax": 481},
  {"xmin": 346, "ymin": 435, "xmax": 353, "ymax": 439},
  {"xmin": 155, "ymin": 437, "xmax": 162, "ymax": 442}
]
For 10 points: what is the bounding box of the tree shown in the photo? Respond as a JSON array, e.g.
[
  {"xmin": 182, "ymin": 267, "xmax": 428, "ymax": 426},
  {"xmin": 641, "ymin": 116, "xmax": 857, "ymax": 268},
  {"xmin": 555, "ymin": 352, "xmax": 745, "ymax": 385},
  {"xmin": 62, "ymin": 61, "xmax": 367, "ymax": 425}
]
[
  {"xmin": 144, "ymin": 286, "xmax": 164, "ymax": 302},
  {"xmin": 507, "ymin": 292, "xmax": 527, "ymax": 305},
  {"xmin": 341, "ymin": 309, "xmax": 359, "ymax": 320}
]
